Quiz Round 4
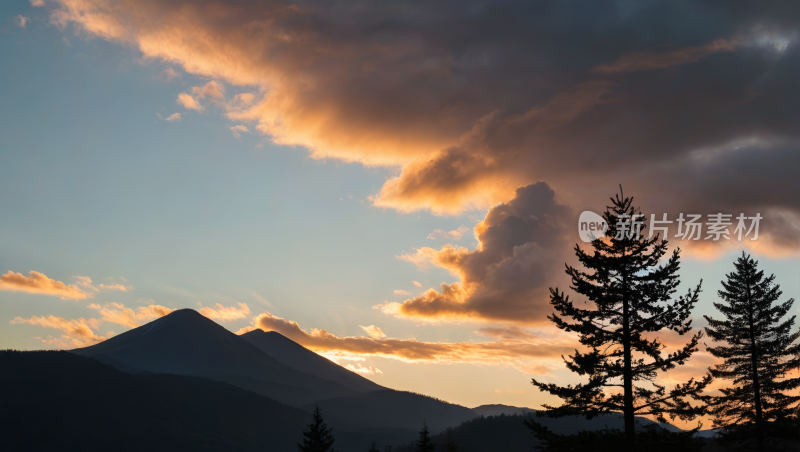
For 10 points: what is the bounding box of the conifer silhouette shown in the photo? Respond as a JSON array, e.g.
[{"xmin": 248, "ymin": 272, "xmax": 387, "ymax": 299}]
[
  {"xmin": 703, "ymin": 253, "xmax": 800, "ymax": 450},
  {"xmin": 529, "ymin": 188, "xmax": 711, "ymax": 450},
  {"xmin": 368, "ymin": 440, "xmax": 379, "ymax": 452},
  {"xmin": 298, "ymin": 404, "xmax": 335, "ymax": 452},
  {"xmin": 414, "ymin": 419, "xmax": 435, "ymax": 452}
]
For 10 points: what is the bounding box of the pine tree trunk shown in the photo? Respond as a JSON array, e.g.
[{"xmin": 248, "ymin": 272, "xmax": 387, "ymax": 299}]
[
  {"xmin": 622, "ymin": 268, "xmax": 636, "ymax": 451},
  {"xmin": 746, "ymin": 286, "xmax": 764, "ymax": 452}
]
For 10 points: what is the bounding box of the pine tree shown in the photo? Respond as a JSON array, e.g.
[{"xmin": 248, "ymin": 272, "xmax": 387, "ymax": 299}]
[
  {"xmin": 298, "ymin": 404, "xmax": 335, "ymax": 452},
  {"xmin": 529, "ymin": 188, "xmax": 711, "ymax": 450},
  {"xmin": 368, "ymin": 440, "xmax": 379, "ymax": 452},
  {"xmin": 703, "ymin": 253, "xmax": 800, "ymax": 449},
  {"xmin": 415, "ymin": 419, "xmax": 435, "ymax": 452}
]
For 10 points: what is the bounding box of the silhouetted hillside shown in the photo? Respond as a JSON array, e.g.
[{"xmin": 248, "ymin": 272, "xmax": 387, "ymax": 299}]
[
  {"xmin": 0, "ymin": 350, "xmax": 311, "ymax": 451},
  {"xmin": 394, "ymin": 414, "xmax": 538, "ymax": 452},
  {"xmin": 313, "ymin": 389, "xmax": 477, "ymax": 434},
  {"xmin": 241, "ymin": 329, "xmax": 384, "ymax": 393},
  {"xmin": 471, "ymin": 404, "xmax": 535, "ymax": 417}
]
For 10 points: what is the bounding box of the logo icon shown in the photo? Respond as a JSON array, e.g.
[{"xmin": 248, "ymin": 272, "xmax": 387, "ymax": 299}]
[{"xmin": 579, "ymin": 211, "xmax": 608, "ymax": 242}]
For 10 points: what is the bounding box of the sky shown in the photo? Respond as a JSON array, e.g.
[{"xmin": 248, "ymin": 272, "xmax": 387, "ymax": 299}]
[{"xmin": 2, "ymin": 0, "xmax": 800, "ymax": 419}]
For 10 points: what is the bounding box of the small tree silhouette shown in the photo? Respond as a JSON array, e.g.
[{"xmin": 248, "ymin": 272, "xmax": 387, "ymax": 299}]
[
  {"xmin": 298, "ymin": 404, "xmax": 335, "ymax": 452},
  {"xmin": 704, "ymin": 253, "xmax": 800, "ymax": 450},
  {"xmin": 368, "ymin": 440, "xmax": 379, "ymax": 452},
  {"xmin": 415, "ymin": 419, "xmax": 435, "ymax": 452}
]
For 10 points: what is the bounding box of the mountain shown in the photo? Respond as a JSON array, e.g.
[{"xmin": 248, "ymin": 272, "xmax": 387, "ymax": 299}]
[
  {"xmin": 313, "ymin": 389, "xmax": 478, "ymax": 434},
  {"xmin": 472, "ymin": 404, "xmax": 535, "ymax": 417},
  {"xmin": 72, "ymin": 309, "xmax": 357, "ymax": 406},
  {"xmin": 472, "ymin": 404, "xmax": 684, "ymax": 434},
  {"xmin": 241, "ymin": 329, "xmax": 384, "ymax": 393},
  {"xmin": 0, "ymin": 350, "xmax": 312, "ymax": 451},
  {"xmin": 71, "ymin": 309, "xmax": 477, "ymax": 438}
]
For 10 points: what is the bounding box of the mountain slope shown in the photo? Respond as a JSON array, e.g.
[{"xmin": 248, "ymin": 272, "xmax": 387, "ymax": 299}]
[
  {"xmin": 72, "ymin": 309, "xmax": 357, "ymax": 406},
  {"xmin": 314, "ymin": 389, "xmax": 478, "ymax": 434},
  {"xmin": 471, "ymin": 404, "xmax": 684, "ymax": 433},
  {"xmin": 240, "ymin": 329, "xmax": 384, "ymax": 393}
]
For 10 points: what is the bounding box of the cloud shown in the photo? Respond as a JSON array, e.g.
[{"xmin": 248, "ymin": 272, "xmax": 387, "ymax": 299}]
[
  {"xmin": 74, "ymin": 275, "xmax": 99, "ymax": 292},
  {"xmin": 198, "ymin": 302, "xmax": 251, "ymax": 322},
  {"xmin": 393, "ymin": 289, "xmax": 412, "ymax": 296},
  {"xmin": 192, "ymin": 81, "xmax": 226, "ymax": 100},
  {"xmin": 97, "ymin": 302, "xmax": 174, "ymax": 328},
  {"xmin": 164, "ymin": 112, "xmax": 182, "ymax": 122},
  {"xmin": 97, "ymin": 283, "xmax": 132, "ymax": 292},
  {"xmin": 242, "ymin": 311, "xmax": 576, "ymax": 374},
  {"xmin": 379, "ymin": 182, "xmax": 573, "ymax": 324},
  {"xmin": 230, "ymin": 124, "xmax": 249, "ymax": 138},
  {"xmin": 161, "ymin": 67, "xmax": 180, "ymax": 81},
  {"xmin": 427, "ymin": 225, "xmax": 469, "ymax": 241},
  {"xmin": 344, "ymin": 363, "xmax": 383, "ymax": 375},
  {"xmin": 45, "ymin": 0, "xmax": 800, "ymax": 244},
  {"xmin": 591, "ymin": 39, "xmax": 741, "ymax": 74},
  {"xmin": 412, "ymin": 281, "xmax": 423, "ymax": 288},
  {"xmin": 30, "ymin": 0, "xmax": 45, "ymax": 6},
  {"xmin": 16, "ymin": 15, "xmax": 29, "ymax": 28},
  {"xmin": 10, "ymin": 315, "xmax": 106, "ymax": 346},
  {"xmin": 359, "ymin": 325, "xmax": 386, "ymax": 339},
  {"xmin": 0, "ymin": 271, "xmax": 92, "ymax": 301},
  {"xmin": 177, "ymin": 93, "xmax": 203, "ymax": 111}
]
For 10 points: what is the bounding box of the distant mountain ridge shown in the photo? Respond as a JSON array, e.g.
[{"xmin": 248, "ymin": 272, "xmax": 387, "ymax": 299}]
[{"xmin": 70, "ymin": 308, "xmax": 479, "ymax": 441}]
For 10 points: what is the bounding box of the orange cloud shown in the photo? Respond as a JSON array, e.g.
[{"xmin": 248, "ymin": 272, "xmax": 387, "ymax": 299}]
[
  {"xmin": 0, "ymin": 271, "xmax": 92, "ymax": 300},
  {"xmin": 97, "ymin": 283, "xmax": 132, "ymax": 292},
  {"xmin": 393, "ymin": 289, "xmax": 412, "ymax": 296},
  {"xmin": 177, "ymin": 92, "xmax": 203, "ymax": 111},
  {"xmin": 192, "ymin": 80, "xmax": 226, "ymax": 100},
  {"xmin": 379, "ymin": 183, "xmax": 573, "ymax": 324},
  {"xmin": 96, "ymin": 302, "xmax": 174, "ymax": 328},
  {"xmin": 592, "ymin": 39, "xmax": 741, "ymax": 74},
  {"xmin": 427, "ymin": 225, "xmax": 469, "ymax": 241},
  {"xmin": 241, "ymin": 311, "xmax": 576, "ymax": 374},
  {"xmin": 229, "ymin": 124, "xmax": 249, "ymax": 138},
  {"xmin": 412, "ymin": 281, "xmax": 423, "ymax": 288},
  {"xmin": 199, "ymin": 302, "xmax": 251, "ymax": 322},
  {"xmin": 344, "ymin": 363, "xmax": 383, "ymax": 375},
  {"xmin": 10, "ymin": 315, "xmax": 106, "ymax": 346},
  {"xmin": 45, "ymin": 1, "xmax": 621, "ymax": 215},
  {"xmin": 359, "ymin": 325, "xmax": 386, "ymax": 339}
]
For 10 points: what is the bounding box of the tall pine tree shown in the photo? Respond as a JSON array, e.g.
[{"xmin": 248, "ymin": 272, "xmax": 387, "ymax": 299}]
[
  {"xmin": 298, "ymin": 404, "xmax": 335, "ymax": 452},
  {"xmin": 414, "ymin": 420, "xmax": 435, "ymax": 452},
  {"xmin": 703, "ymin": 253, "xmax": 800, "ymax": 448},
  {"xmin": 530, "ymin": 189, "xmax": 711, "ymax": 450}
]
